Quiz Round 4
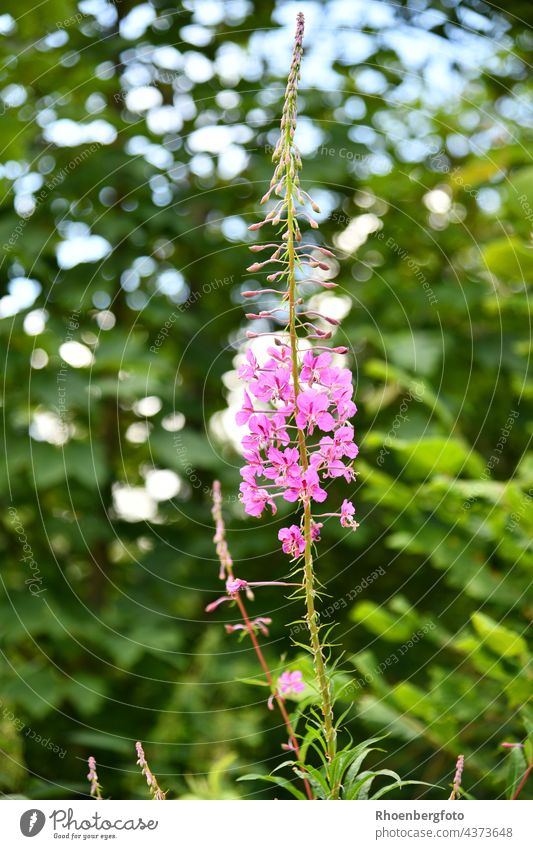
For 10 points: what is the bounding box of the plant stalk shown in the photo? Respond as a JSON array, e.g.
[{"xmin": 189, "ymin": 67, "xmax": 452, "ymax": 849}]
[
  {"xmin": 286, "ymin": 151, "xmax": 338, "ymax": 790},
  {"xmin": 234, "ymin": 594, "xmax": 314, "ymax": 800}
]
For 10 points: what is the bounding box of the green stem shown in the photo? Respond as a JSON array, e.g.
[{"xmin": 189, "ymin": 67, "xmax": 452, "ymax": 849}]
[{"xmin": 285, "ymin": 144, "xmax": 338, "ymax": 792}]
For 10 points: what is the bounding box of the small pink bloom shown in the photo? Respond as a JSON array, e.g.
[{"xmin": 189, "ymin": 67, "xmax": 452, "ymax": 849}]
[
  {"xmin": 296, "ymin": 390, "xmax": 335, "ymax": 434},
  {"xmin": 269, "ymin": 413, "xmax": 291, "ymax": 446},
  {"xmin": 243, "ymin": 413, "xmax": 290, "ymax": 453},
  {"xmin": 251, "ymin": 368, "xmax": 294, "ymax": 405},
  {"xmin": 264, "ymin": 345, "xmax": 292, "ymax": 370},
  {"xmin": 239, "ymin": 482, "xmax": 277, "ymax": 517},
  {"xmin": 284, "ymin": 467, "xmax": 327, "ymax": 504},
  {"xmin": 311, "ymin": 435, "xmax": 355, "ymax": 479},
  {"xmin": 264, "ymin": 446, "xmax": 301, "ymax": 484},
  {"xmin": 337, "ymin": 425, "xmax": 357, "ymax": 452},
  {"xmin": 278, "ymin": 524, "xmax": 306, "ymax": 557},
  {"xmin": 240, "ymin": 445, "xmax": 264, "ymax": 477},
  {"xmin": 238, "ymin": 349, "xmax": 259, "ymax": 380},
  {"xmin": 310, "ymin": 520, "xmax": 323, "ymax": 542},
  {"xmin": 340, "ymin": 499, "xmax": 359, "ymax": 529},
  {"xmin": 335, "ymin": 397, "xmax": 357, "ymax": 424},
  {"xmin": 300, "ymin": 350, "xmax": 332, "ymax": 385},
  {"xmin": 226, "ymin": 577, "xmax": 248, "ymax": 594},
  {"xmin": 322, "ymin": 366, "xmax": 352, "ymax": 394},
  {"xmin": 236, "ymin": 389, "xmax": 254, "ymax": 426},
  {"xmin": 278, "ymin": 670, "xmax": 305, "ymax": 697}
]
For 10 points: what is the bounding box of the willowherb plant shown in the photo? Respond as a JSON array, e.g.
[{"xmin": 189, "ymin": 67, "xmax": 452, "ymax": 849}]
[
  {"xmin": 205, "ymin": 11, "xmax": 446, "ymax": 803},
  {"xmin": 204, "ymin": 12, "xmax": 430, "ymax": 802},
  {"xmin": 234, "ymin": 10, "xmax": 357, "ymax": 794}
]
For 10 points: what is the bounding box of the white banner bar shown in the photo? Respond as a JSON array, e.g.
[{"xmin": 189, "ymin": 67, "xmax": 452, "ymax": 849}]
[{"xmin": 0, "ymin": 800, "xmax": 531, "ymax": 848}]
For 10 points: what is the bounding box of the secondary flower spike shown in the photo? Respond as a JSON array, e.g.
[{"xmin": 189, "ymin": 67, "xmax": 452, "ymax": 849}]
[
  {"xmin": 87, "ymin": 755, "xmax": 103, "ymax": 800},
  {"xmin": 135, "ymin": 741, "xmax": 166, "ymax": 800}
]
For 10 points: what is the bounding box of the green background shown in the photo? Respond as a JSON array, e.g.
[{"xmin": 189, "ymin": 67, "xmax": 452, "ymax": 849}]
[{"xmin": 0, "ymin": 0, "xmax": 531, "ymax": 800}]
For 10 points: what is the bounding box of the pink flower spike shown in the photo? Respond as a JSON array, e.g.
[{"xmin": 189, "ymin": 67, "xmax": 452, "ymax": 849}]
[
  {"xmin": 87, "ymin": 755, "xmax": 102, "ymax": 800},
  {"xmin": 135, "ymin": 741, "xmax": 165, "ymax": 800}
]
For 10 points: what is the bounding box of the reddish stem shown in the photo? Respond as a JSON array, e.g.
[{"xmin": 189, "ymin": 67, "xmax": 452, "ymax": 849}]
[
  {"xmin": 512, "ymin": 764, "xmax": 532, "ymax": 799},
  {"xmin": 234, "ymin": 593, "xmax": 314, "ymax": 800}
]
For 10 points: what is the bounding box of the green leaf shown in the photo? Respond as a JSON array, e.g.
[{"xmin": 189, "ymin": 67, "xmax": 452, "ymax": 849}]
[
  {"xmin": 505, "ymin": 747, "xmax": 527, "ymax": 799},
  {"xmin": 351, "ymin": 601, "xmax": 415, "ymax": 641},
  {"xmin": 371, "ymin": 779, "xmax": 437, "ymax": 799},
  {"xmin": 237, "ymin": 773, "xmax": 306, "ymax": 800},
  {"xmin": 471, "ymin": 612, "xmax": 528, "ymax": 658}
]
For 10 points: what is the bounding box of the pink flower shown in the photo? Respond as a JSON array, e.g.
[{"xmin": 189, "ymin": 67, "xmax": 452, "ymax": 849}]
[
  {"xmin": 264, "ymin": 345, "xmax": 292, "ymax": 370},
  {"xmin": 340, "ymin": 499, "xmax": 359, "ymax": 529},
  {"xmin": 250, "ymin": 368, "xmax": 294, "ymax": 405},
  {"xmin": 206, "ymin": 575, "xmax": 297, "ymax": 613},
  {"xmin": 226, "ymin": 577, "xmax": 249, "ymax": 594},
  {"xmin": 240, "ymin": 482, "xmax": 277, "ymax": 517},
  {"xmin": 264, "ymin": 446, "xmax": 301, "ymax": 484},
  {"xmin": 335, "ymin": 397, "xmax": 357, "ymax": 424},
  {"xmin": 238, "ymin": 348, "xmax": 259, "ymax": 380},
  {"xmin": 310, "ymin": 520, "xmax": 323, "ymax": 542},
  {"xmin": 327, "ymin": 425, "xmax": 358, "ymax": 459},
  {"xmin": 283, "ymin": 466, "xmax": 327, "ymax": 504},
  {"xmin": 300, "ymin": 350, "xmax": 332, "ymax": 385},
  {"xmin": 311, "ymin": 439, "xmax": 355, "ymax": 481},
  {"xmin": 295, "ymin": 390, "xmax": 335, "ymax": 434},
  {"xmin": 242, "ymin": 413, "xmax": 290, "ymax": 453},
  {"xmin": 278, "ymin": 524, "xmax": 306, "ymax": 557},
  {"xmin": 269, "ymin": 413, "xmax": 291, "ymax": 446},
  {"xmin": 225, "ymin": 617, "xmax": 272, "ymax": 636},
  {"xmin": 240, "ymin": 446, "xmax": 264, "ymax": 477},
  {"xmin": 236, "ymin": 389, "xmax": 255, "ymax": 426},
  {"xmin": 322, "ymin": 366, "xmax": 352, "ymax": 395},
  {"xmin": 278, "ymin": 670, "xmax": 305, "ymax": 697}
]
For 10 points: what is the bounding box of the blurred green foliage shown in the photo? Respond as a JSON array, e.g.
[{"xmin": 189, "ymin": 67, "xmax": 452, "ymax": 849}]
[{"xmin": 0, "ymin": 0, "xmax": 531, "ymax": 799}]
